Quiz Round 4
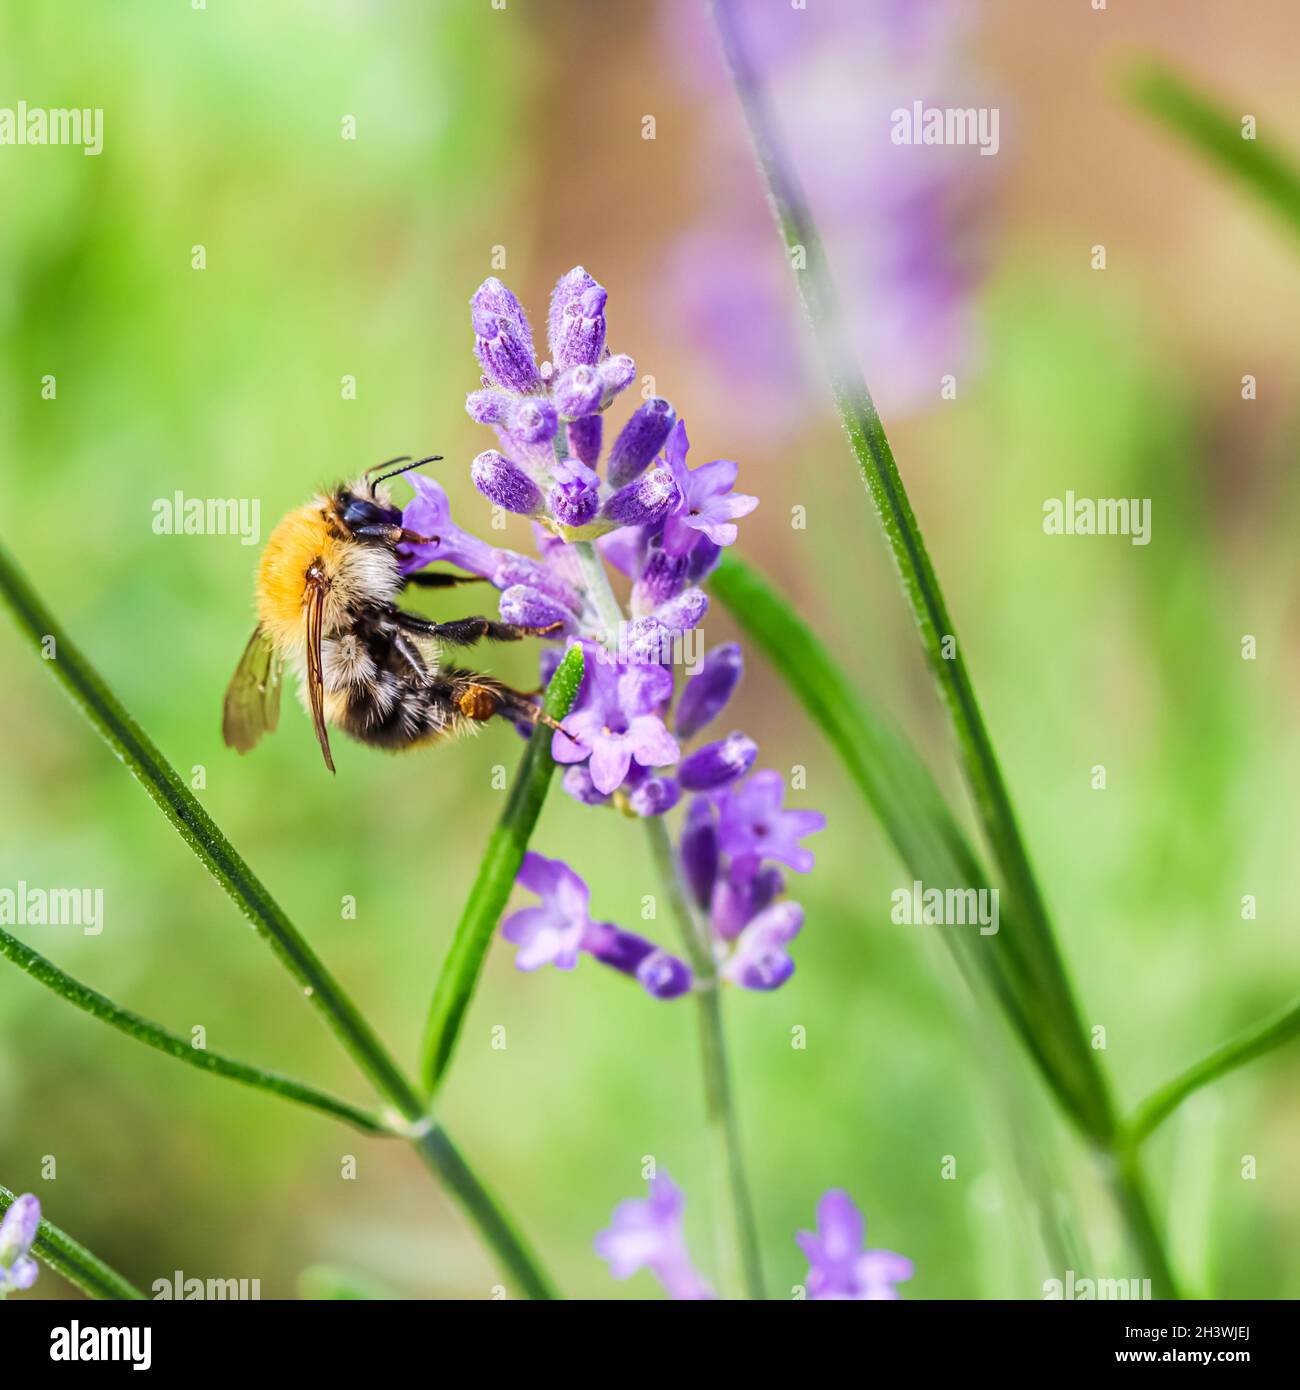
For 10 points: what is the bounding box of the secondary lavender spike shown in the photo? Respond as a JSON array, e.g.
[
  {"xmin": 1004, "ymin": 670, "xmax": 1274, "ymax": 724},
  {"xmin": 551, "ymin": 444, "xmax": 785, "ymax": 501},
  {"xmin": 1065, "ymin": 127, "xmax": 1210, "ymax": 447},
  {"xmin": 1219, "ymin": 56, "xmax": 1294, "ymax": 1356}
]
[
  {"xmin": 548, "ymin": 266, "xmax": 608, "ymax": 372},
  {"xmin": 471, "ymin": 450, "xmax": 543, "ymax": 516},
  {"xmin": 675, "ymin": 642, "xmax": 743, "ymax": 738},
  {"xmin": 568, "ymin": 414, "xmax": 603, "ymax": 468},
  {"xmin": 602, "ymin": 463, "xmax": 679, "ymax": 527},
  {"xmin": 606, "ymin": 398, "xmax": 677, "ymax": 488}
]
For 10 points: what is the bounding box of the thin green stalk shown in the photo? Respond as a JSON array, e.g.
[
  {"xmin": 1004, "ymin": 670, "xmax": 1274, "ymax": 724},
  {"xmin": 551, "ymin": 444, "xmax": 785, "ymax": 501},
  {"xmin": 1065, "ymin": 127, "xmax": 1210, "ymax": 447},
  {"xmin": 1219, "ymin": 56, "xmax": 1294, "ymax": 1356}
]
[
  {"xmin": 707, "ymin": 0, "xmax": 1113, "ymax": 1146},
  {"xmin": 0, "ymin": 925, "xmax": 390, "ymax": 1136},
  {"xmin": 1107, "ymin": 1155, "xmax": 1181, "ymax": 1300},
  {"xmin": 420, "ymin": 645, "xmax": 585, "ymax": 1094},
  {"xmin": 572, "ymin": 538, "xmax": 766, "ymax": 1299},
  {"xmin": 0, "ymin": 539, "xmax": 560, "ymax": 1299},
  {"xmin": 1, "ymin": 1183, "xmax": 146, "ymax": 1301},
  {"xmin": 1127, "ymin": 62, "xmax": 1300, "ymax": 245},
  {"xmin": 645, "ymin": 816, "xmax": 766, "ymax": 1300},
  {"xmin": 1124, "ymin": 997, "xmax": 1300, "ymax": 1150}
]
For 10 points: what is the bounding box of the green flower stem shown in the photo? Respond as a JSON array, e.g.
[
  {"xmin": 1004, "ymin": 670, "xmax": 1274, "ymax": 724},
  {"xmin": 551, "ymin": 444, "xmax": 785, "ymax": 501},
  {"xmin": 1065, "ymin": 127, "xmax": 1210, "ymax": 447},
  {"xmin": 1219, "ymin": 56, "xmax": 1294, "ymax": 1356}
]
[
  {"xmin": 0, "ymin": 925, "xmax": 390, "ymax": 1136},
  {"xmin": 419, "ymin": 645, "xmax": 585, "ymax": 1094},
  {"xmin": 571, "ymin": 538, "xmax": 767, "ymax": 1300},
  {"xmin": 645, "ymin": 815, "xmax": 766, "ymax": 1300},
  {"xmin": 1127, "ymin": 62, "xmax": 1300, "ymax": 245},
  {"xmin": 0, "ymin": 539, "xmax": 559, "ymax": 1300},
  {"xmin": 708, "ymin": 0, "xmax": 1113, "ymax": 1148},
  {"xmin": 1, "ymin": 1183, "xmax": 145, "ymax": 1301},
  {"xmin": 1123, "ymin": 997, "xmax": 1300, "ymax": 1150}
]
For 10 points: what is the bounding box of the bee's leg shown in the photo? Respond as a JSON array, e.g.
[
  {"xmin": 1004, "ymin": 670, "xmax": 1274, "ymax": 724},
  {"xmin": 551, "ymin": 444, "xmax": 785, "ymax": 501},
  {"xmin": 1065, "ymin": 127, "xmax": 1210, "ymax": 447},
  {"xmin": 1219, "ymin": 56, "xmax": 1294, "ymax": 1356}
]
[
  {"xmin": 443, "ymin": 669, "xmax": 567, "ymax": 734},
  {"xmin": 390, "ymin": 630, "xmax": 430, "ymax": 682},
  {"xmin": 391, "ymin": 611, "xmax": 564, "ymax": 644},
  {"xmin": 401, "ymin": 571, "xmax": 488, "ymax": 590}
]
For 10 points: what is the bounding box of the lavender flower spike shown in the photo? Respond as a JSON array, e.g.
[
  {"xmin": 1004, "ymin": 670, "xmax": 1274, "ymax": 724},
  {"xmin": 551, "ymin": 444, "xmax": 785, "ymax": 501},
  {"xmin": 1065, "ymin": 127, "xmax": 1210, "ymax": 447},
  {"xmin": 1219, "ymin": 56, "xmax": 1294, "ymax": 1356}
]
[
  {"xmin": 0, "ymin": 1193, "xmax": 40, "ymax": 1296},
  {"xmin": 797, "ymin": 1190, "xmax": 914, "ymax": 1300},
  {"xmin": 594, "ymin": 1173, "xmax": 714, "ymax": 1300},
  {"xmin": 606, "ymin": 398, "xmax": 678, "ymax": 488},
  {"xmin": 548, "ymin": 266, "xmax": 608, "ymax": 372},
  {"xmin": 471, "ymin": 450, "xmax": 544, "ymax": 517}
]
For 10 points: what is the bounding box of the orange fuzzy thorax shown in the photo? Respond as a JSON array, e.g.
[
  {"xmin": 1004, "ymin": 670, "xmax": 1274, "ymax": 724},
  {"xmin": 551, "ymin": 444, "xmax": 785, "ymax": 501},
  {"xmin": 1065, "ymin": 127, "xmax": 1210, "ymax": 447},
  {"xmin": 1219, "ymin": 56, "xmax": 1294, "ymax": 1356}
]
[{"xmin": 255, "ymin": 500, "xmax": 337, "ymax": 652}]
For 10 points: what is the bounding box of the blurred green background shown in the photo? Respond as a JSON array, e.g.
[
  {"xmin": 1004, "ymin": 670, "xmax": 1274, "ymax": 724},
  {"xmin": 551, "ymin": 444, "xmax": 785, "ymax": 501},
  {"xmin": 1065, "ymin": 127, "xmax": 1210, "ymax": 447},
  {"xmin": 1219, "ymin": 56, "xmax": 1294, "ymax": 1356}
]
[{"xmin": 2, "ymin": 0, "xmax": 1298, "ymax": 1300}]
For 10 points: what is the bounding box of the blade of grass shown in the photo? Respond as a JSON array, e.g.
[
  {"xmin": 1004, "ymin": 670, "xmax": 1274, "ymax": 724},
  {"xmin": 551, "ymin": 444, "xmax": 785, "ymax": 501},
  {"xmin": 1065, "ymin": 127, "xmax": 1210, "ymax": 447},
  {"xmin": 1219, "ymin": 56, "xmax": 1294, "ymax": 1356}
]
[
  {"xmin": 419, "ymin": 644, "xmax": 584, "ymax": 1095},
  {"xmin": 1, "ymin": 925, "xmax": 390, "ymax": 1137},
  {"xmin": 707, "ymin": 0, "xmax": 1114, "ymax": 1147},
  {"xmin": 1, "ymin": 1183, "xmax": 145, "ymax": 1300},
  {"xmin": 0, "ymin": 539, "xmax": 559, "ymax": 1299},
  {"xmin": 1124, "ymin": 996, "xmax": 1300, "ymax": 1150},
  {"xmin": 1127, "ymin": 62, "xmax": 1300, "ymax": 245}
]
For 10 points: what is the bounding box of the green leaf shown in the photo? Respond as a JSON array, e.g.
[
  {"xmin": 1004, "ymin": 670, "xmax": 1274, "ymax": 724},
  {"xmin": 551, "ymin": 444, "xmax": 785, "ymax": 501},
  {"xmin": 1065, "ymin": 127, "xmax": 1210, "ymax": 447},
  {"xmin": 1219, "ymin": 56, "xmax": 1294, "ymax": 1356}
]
[
  {"xmin": 0, "ymin": 539, "xmax": 560, "ymax": 1300},
  {"xmin": 1125, "ymin": 996, "xmax": 1300, "ymax": 1148},
  {"xmin": 1127, "ymin": 61, "xmax": 1300, "ymax": 245},
  {"xmin": 420, "ymin": 645, "xmax": 585, "ymax": 1094},
  {"xmin": 1, "ymin": 1183, "xmax": 145, "ymax": 1300},
  {"xmin": 0, "ymin": 925, "xmax": 390, "ymax": 1136}
]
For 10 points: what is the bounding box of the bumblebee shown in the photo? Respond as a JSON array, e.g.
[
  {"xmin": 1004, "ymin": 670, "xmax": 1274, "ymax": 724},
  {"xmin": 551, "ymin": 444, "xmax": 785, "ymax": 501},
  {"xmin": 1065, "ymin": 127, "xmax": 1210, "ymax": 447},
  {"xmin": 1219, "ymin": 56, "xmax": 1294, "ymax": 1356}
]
[{"xmin": 222, "ymin": 457, "xmax": 560, "ymax": 772}]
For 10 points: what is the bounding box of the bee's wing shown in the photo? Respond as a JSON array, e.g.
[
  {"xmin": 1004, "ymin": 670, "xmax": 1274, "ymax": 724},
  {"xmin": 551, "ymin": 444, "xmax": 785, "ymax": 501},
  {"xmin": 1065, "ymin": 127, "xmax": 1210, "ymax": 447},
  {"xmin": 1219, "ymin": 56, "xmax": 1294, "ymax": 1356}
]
[
  {"xmin": 222, "ymin": 625, "xmax": 283, "ymax": 754},
  {"xmin": 303, "ymin": 575, "xmax": 336, "ymax": 774}
]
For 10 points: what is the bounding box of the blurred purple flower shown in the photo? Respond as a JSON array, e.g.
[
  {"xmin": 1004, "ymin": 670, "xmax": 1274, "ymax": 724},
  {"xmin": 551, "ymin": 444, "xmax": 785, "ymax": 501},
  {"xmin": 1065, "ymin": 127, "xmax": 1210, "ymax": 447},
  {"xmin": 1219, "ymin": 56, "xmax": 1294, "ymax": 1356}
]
[
  {"xmin": 0, "ymin": 1194, "xmax": 40, "ymax": 1297},
  {"xmin": 502, "ymin": 853, "xmax": 690, "ymax": 998},
  {"xmin": 594, "ymin": 1173, "xmax": 714, "ymax": 1300},
  {"xmin": 717, "ymin": 769, "xmax": 826, "ymax": 873},
  {"xmin": 797, "ymin": 1190, "xmax": 914, "ymax": 1300}
]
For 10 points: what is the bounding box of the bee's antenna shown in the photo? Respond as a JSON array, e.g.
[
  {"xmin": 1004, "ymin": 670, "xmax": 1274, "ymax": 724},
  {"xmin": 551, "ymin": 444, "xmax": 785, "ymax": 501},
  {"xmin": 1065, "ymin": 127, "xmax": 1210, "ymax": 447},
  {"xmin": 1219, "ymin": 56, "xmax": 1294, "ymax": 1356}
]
[{"xmin": 369, "ymin": 455, "xmax": 443, "ymax": 494}]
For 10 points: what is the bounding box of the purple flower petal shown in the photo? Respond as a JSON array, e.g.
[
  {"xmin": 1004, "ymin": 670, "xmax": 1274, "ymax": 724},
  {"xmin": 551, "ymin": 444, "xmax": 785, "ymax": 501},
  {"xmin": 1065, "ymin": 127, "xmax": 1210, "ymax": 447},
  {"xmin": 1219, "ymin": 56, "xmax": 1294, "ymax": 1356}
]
[{"xmin": 676, "ymin": 643, "xmax": 743, "ymax": 738}]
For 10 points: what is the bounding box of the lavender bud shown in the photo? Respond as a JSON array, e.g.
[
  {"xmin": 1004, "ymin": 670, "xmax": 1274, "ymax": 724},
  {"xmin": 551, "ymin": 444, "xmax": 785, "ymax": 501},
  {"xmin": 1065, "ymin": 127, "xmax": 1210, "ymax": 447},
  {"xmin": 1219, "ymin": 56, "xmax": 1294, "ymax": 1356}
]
[
  {"xmin": 685, "ymin": 535, "xmax": 723, "ymax": 584},
  {"xmin": 548, "ymin": 266, "xmax": 608, "ymax": 372},
  {"xmin": 633, "ymin": 540, "xmax": 689, "ymax": 613},
  {"xmin": 563, "ymin": 763, "xmax": 611, "ymax": 806},
  {"xmin": 466, "ymin": 388, "xmax": 510, "ymax": 425},
  {"xmin": 629, "ymin": 775, "xmax": 681, "ymax": 817},
  {"xmin": 602, "ymin": 464, "xmax": 679, "ymax": 527},
  {"xmin": 500, "ymin": 584, "xmax": 573, "ymax": 634},
  {"xmin": 549, "ymin": 459, "xmax": 601, "ymax": 529},
  {"xmin": 472, "ymin": 279, "xmax": 541, "ymax": 394},
  {"xmin": 678, "ymin": 732, "xmax": 758, "ymax": 792},
  {"xmin": 655, "ymin": 586, "xmax": 708, "ymax": 633},
  {"xmin": 553, "ymin": 364, "xmax": 604, "ymax": 420},
  {"xmin": 506, "ymin": 396, "xmax": 558, "ymax": 446},
  {"xmin": 567, "ymin": 414, "xmax": 603, "ymax": 467},
  {"xmin": 676, "ymin": 642, "xmax": 743, "ymax": 738},
  {"xmin": 712, "ymin": 863, "xmax": 786, "ymax": 941},
  {"xmin": 0, "ymin": 1193, "xmax": 40, "ymax": 1264},
  {"xmin": 471, "ymin": 450, "xmax": 543, "ymax": 516},
  {"xmin": 635, "ymin": 949, "xmax": 692, "ymax": 1000},
  {"xmin": 623, "ymin": 615, "xmax": 672, "ymax": 666},
  {"xmin": 679, "ymin": 796, "xmax": 719, "ymax": 911},
  {"xmin": 495, "ymin": 552, "xmax": 584, "ymax": 614},
  {"xmin": 606, "ymin": 398, "xmax": 677, "ymax": 488},
  {"xmin": 599, "ymin": 353, "xmax": 637, "ymax": 400}
]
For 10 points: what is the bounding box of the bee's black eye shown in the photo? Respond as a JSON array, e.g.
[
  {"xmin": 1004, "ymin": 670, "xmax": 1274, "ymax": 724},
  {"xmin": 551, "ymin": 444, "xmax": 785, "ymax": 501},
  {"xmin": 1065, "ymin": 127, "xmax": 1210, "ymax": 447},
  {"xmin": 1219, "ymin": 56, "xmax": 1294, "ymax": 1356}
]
[{"xmin": 342, "ymin": 496, "xmax": 383, "ymax": 528}]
